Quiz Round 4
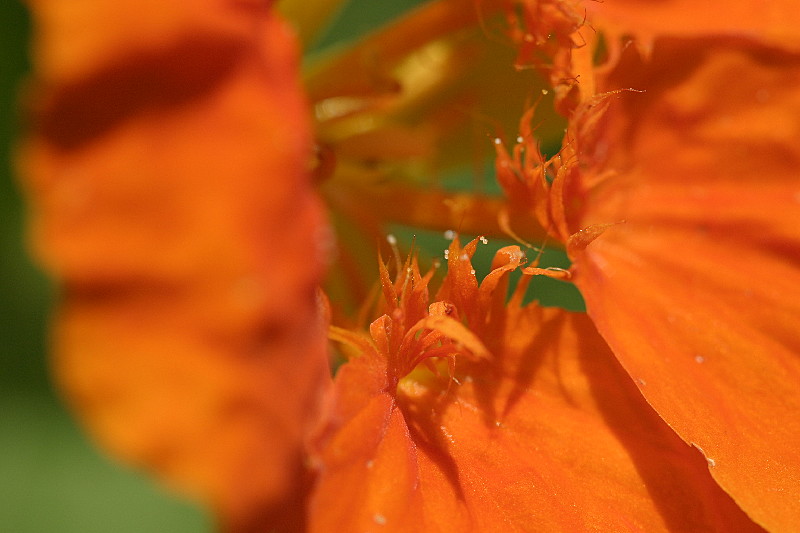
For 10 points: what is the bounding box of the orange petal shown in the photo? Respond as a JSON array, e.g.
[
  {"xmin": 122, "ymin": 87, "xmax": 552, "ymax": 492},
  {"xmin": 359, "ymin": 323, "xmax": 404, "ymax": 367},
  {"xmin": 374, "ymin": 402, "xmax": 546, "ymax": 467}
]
[
  {"xmin": 588, "ymin": 1, "xmax": 800, "ymax": 52},
  {"xmin": 19, "ymin": 7, "xmax": 329, "ymax": 531},
  {"xmin": 310, "ymin": 260, "xmax": 759, "ymax": 531},
  {"xmin": 569, "ymin": 41, "xmax": 800, "ymax": 530}
]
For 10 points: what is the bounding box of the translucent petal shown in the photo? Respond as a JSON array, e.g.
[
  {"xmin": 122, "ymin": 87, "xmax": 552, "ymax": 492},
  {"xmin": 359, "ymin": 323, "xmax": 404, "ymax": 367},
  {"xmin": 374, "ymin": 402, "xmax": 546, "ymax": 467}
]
[{"xmin": 569, "ymin": 41, "xmax": 800, "ymax": 530}]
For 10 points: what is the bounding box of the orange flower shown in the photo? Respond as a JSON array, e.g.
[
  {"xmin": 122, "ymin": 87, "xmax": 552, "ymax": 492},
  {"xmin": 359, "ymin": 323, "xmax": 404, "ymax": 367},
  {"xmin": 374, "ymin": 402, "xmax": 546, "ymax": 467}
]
[
  {"xmin": 16, "ymin": 0, "xmax": 800, "ymax": 531},
  {"xmin": 310, "ymin": 239, "xmax": 758, "ymax": 531}
]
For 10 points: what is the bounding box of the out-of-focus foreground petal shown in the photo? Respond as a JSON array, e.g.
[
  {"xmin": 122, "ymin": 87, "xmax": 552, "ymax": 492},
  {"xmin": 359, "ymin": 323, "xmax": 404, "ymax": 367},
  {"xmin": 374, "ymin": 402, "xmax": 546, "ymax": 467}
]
[
  {"xmin": 308, "ymin": 243, "xmax": 760, "ymax": 532},
  {"xmin": 19, "ymin": 2, "xmax": 329, "ymax": 531},
  {"xmin": 567, "ymin": 40, "xmax": 800, "ymax": 530},
  {"xmin": 587, "ymin": 1, "xmax": 800, "ymax": 51}
]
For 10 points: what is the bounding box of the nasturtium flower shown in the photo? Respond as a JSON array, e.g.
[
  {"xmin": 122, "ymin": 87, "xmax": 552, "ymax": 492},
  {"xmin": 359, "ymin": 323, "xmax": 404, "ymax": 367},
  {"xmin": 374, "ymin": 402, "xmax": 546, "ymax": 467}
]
[
  {"xmin": 16, "ymin": 0, "xmax": 800, "ymax": 531},
  {"xmin": 309, "ymin": 239, "xmax": 759, "ymax": 531}
]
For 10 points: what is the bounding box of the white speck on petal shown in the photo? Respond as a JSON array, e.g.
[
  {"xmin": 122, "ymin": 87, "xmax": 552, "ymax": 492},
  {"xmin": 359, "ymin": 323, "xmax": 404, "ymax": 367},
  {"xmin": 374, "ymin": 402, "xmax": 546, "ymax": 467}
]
[
  {"xmin": 386, "ymin": 234, "xmax": 397, "ymax": 245},
  {"xmin": 374, "ymin": 514, "xmax": 387, "ymax": 525},
  {"xmin": 480, "ymin": 236, "xmax": 489, "ymax": 244},
  {"xmin": 443, "ymin": 229, "xmax": 456, "ymax": 240},
  {"xmin": 493, "ymin": 137, "xmax": 502, "ymax": 145},
  {"xmin": 440, "ymin": 425, "xmax": 455, "ymax": 443},
  {"xmin": 637, "ymin": 378, "xmax": 647, "ymax": 386},
  {"xmin": 694, "ymin": 355, "xmax": 705, "ymax": 364},
  {"xmin": 516, "ymin": 135, "xmax": 524, "ymax": 143}
]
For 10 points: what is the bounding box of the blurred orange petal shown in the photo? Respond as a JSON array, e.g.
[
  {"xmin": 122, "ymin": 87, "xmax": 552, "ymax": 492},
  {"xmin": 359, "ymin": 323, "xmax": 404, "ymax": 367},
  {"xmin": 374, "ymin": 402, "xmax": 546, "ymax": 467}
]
[
  {"xmin": 567, "ymin": 41, "xmax": 800, "ymax": 530},
  {"xmin": 19, "ymin": 5, "xmax": 329, "ymax": 531},
  {"xmin": 308, "ymin": 244, "xmax": 759, "ymax": 531}
]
